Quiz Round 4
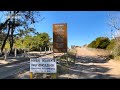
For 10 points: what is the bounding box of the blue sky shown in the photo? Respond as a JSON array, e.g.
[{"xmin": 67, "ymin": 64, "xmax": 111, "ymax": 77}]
[
  {"xmin": 34, "ymin": 11, "xmax": 111, "ymax": 48},
  {"xmin": 0, "ymin": 11, "xmax": 113, "ymax": 48}
]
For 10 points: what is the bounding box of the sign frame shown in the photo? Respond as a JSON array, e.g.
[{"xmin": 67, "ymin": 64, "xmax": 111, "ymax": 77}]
[
  {"xmin": 53, "ymin": 23, "xmax": 67, "ymax": 53},
  {"xmin": 30, "ymin": 58, "xmax": 57, "ymax": 73}
]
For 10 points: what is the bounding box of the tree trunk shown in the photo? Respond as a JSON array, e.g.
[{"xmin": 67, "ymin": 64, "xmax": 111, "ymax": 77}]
[
  {"xmin": 1, "ymin": 26, "xmax": 10, "ymax": 53},
  {"xmin": 9, "ymin": 27, "xmax": 14, "ymax": 54},
  {"xmin": 9, "ymin": 11, "xmax": 15, "ymax": 55}
]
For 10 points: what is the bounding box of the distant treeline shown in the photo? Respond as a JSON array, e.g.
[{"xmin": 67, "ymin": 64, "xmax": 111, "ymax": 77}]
[
  {"xmin": 87, "ymin": 37, "xmax": 120, "ymax": 58},
  {"xmin": 0, "ymin": 32, "xmax": 52, "ymax": 52}
]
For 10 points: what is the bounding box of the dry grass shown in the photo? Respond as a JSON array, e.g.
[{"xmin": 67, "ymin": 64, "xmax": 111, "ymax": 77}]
[
  {"xmin": 87, "ymin": 48, "xmax": 111, "ymax": 56},
  {"xmin": 114, "ymin": 56, "xmax": 120, "ymax": 61},
  {"xmin": 68, "ymin": 48, "xmax": 77, "ymax": 55}
]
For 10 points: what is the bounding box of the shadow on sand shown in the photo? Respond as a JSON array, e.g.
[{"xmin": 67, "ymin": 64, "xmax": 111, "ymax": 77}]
[{"xmin": 58, "ymin": 55, "xmax": 119, "ymax": 79}]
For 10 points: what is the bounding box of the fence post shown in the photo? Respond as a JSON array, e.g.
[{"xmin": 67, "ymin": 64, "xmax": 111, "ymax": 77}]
[
  {"xmin": 15, "ymin": 48, "xmax": 17, "ymax": 58},
  {"xmin": 49, "ymin": 47, "xmax": 50, "ymax": 52},
  {"xmin": 40, "ymin": 47, "xmax": 41, "ymax": 54},
  {"xmin": 4, "ymin": 49, "xmax": 7, "ymax": 61},
  {"xmin": 45, "ymin": 47, "xmax": 46, "ymax": 54}
]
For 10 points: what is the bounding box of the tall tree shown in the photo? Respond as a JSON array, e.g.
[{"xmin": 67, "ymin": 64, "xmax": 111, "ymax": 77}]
[
  {"xmin": 0, "ymin": 11, "xmax": 44, "ymax": 54},
  {"xmin": 32, "ymin": 32, "xmax": 51, "ymax": 51},
  {"xmin": 107, "ymin": 12, "xmax": 120, "ymax": 56},
  {"xmin": 107, "ymin": 12, "xmax": 120, "ymax": 41}
]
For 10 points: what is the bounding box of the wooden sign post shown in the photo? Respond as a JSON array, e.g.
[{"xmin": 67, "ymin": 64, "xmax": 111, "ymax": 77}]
[{"xmin": 53, "ymin": 23, "xmax": 67, "ymax": 79}]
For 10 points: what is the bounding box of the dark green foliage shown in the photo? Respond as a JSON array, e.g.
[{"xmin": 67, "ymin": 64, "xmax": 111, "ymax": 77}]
[
  {"xmin": 88, "ymin": 40, "xmax": 97, "ymax": 48},
  {"xmin": 98, "ymin": 38, "xmax": 110, "ymax": 49},
  {"xmin": 15, "ymin": 32, "xmax": 51, "ymax": 51},
  {"xmin": 88, "ymin": 37, "xmax": 110, "ymax": 49}
]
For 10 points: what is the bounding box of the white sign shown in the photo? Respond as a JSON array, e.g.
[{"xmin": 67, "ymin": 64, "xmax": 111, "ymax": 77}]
[{"xmin": 30, "ymin": 58, "xmax": 56, "ymax": 73}]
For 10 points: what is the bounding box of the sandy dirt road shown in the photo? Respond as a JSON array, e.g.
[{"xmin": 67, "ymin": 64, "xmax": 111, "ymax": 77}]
[
  {"xmin": 2, "ymin": 48, "xmax": 120, "ymax": 79},
  {"xmin": 58, "ymin": 47, "xmax": 120, "ymax": 79}
]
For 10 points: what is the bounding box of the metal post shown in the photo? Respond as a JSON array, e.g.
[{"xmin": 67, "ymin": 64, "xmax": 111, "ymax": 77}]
[
  {"xmin": 52, "ymin": 48, "xmax": 57, "ymax": 79},
  {"xmin": 30, "ymin": 72, "xmax": 33, "ymax": 79},
  {"xmin": 51, "ymin": 73, "xmax": 57, "ymax": 79}
]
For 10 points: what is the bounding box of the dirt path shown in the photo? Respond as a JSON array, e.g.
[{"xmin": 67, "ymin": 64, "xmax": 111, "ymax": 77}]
[
  {"xmin": 4, "ymin": 48, "xmax": 120, "ymax": 79},
  {"xmin": 58, "ymin": 47, "xmax": 120, "ymax": 79}
]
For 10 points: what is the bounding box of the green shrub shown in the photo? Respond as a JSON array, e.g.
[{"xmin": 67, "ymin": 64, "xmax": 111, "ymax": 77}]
[
  {"xmin": 106, "ymin": 39, "xmax": 116, "ymax": 50},
  {"xmin": 88, "ymin": 37, "xmax": 110, "ymax": 49},
  {"xmin": 112, "ymin": 43, "xmax": 120, "ymax": 57},
  {"xmin": 114, "ymin": 56, "xmax": 120, "ymax": 60},
  {"xmin": 97, "ymin": 37, "xmax": 110, "ymax": 49},
  {"xmin": 88, "ymin": 40, "xmax": 97, "ymax": 48}
]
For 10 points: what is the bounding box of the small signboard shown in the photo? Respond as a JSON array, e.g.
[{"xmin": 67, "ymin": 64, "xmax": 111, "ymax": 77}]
[
  {"xmin": 53, "ymin": 23, "xmax": 67, "ymax": 53},
  {"xmin": 30, "ymin": 58, "xmax": 56, "ymax": 73}
]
